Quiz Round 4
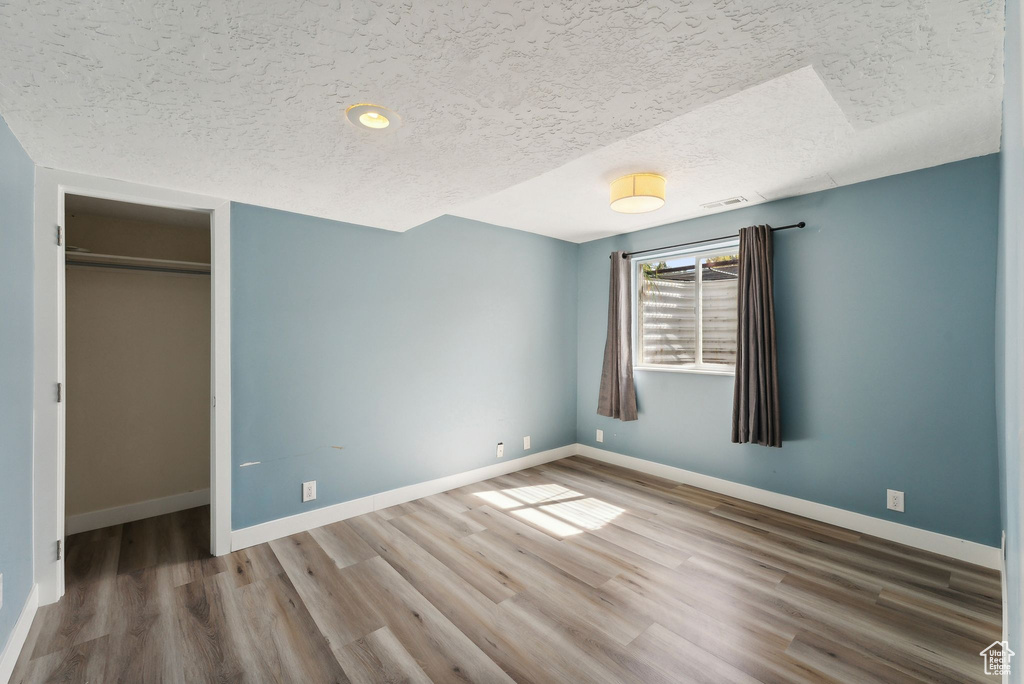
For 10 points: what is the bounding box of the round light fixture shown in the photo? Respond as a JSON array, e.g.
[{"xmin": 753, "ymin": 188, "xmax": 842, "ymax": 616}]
[
  {"xmin": 609, "ymin": 173, "xmax": 666, "ymax": 213},
  {"xmin": 346, "ymin": 103, "xmax": 400, "ymax": 131},
  {"xmin": 359, "ymin": 111, "xmax": 389, "ymax": 128}
]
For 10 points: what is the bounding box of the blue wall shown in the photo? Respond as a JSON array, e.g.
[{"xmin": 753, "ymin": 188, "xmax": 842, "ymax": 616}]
[
  {"xmin": 234, "ymin": 157, "xmax": 1002, "ymax": 545},
  {"xmin": 230, "ymin": 206, "xmax": 578, "ymax": 528},
  {"xmin": 0, "ymin": 116, "xmax": 35, "ymax": 650},
  {"xmin": 999, "ymin": 0, "xmax": 1023, "ymax": 670},
  {"xmin": 577, "ymin": 155, "xmax": 1002, "ymax": 546}
]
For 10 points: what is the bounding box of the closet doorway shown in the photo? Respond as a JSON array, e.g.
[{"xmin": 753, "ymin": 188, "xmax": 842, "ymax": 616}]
[{"xmin": 62, "ymin": 194, "xmax": 213, "ymax": 553}]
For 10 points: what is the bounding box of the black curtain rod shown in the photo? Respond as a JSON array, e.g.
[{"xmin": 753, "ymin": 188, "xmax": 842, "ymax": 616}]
[{"xmin": 611, "ymin": 222, "xmax": 806, "ymax": 259}]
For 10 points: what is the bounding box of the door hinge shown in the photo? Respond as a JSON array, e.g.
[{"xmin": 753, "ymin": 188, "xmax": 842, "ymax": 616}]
[
  {"xmin": 57, "ymin": 539, "xmax": 63, "ymax": 561},
  {"xmin": 56, "ymin": 382, "xmax": 62, "ymax": 403},
  {"xmin": 57, "ymin": 225, "xmax": 63, "ymax": 246}
]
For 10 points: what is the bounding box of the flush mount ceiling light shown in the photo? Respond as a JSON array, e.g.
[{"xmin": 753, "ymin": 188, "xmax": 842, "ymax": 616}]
[
  {"xmin": 609, "ymin": 173, "xmax": 666, "ymax": 213},
  {"xmin": 345, "ymin": 103, "xmax": 400, "ymax": 131}
]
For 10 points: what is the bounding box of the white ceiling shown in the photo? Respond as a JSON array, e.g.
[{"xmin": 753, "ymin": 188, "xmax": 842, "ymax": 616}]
[
  {"xmin": 453, "ymin": 65, "xmax": 1002, "ymax": 242},
  {"xmin": 0, "ymin": 1, "xmax": 1003, "ymax": 242}
]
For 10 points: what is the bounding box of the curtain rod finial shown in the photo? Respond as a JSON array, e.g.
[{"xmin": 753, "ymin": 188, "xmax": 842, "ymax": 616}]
[{"xmin": 797, "ymin": 221, "xmax": 806, "ymax": 228}]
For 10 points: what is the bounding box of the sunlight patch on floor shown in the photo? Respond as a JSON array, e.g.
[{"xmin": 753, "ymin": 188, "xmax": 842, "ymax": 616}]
[
  {"xmin": 512, "ymin": 508, "xmax": 584, "ymax": 536},
  {"xmin": 503, "ymin": 484, "xmax": 580, "ymax": 505},
  {"xmin": 474, "ymin": 483, "xmax": 625, "ymax": 537},
  {"xmin": 541, "ymin": 498, "xmax": 625, "ymax": 531},
  {"xmin": 473, "ymin": 490, "xmax": 524, "ymax": 509}
]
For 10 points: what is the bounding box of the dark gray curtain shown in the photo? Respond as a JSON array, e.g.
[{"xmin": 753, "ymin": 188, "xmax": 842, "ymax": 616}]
[
  {"xmin": 597, "ymin": 252, "xmax": 638, "ymax": 421},
  {"xmin": 732, "ymin": 225, "xmax": 781, "ymax": 447}
]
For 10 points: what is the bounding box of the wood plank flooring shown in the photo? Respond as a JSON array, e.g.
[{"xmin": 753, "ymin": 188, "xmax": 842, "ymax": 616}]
[{"xmin": 11, "ymin": 456, "xmax": 1002, "ymax": 683}]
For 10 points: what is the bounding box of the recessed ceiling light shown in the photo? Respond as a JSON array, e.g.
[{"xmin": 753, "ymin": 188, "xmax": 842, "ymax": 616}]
[
  {"xmin": 346, "ymin": 103, "xmax": 400, "ymax": 131},
  {"xmin": 359, "ymin": 111, "xmax": 389, "ymax": 128},
  {"xmin": 610, "ymin": 173, "xmax": 666, "ymax": 213}
]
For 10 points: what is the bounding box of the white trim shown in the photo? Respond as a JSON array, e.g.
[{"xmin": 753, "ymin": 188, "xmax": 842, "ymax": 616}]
[
  {"xmin": 65, "ymin": 489, "xmax": 211, "ymax": 535},
  {"xmin": 633, "ymin": 365, "xmax": 735, "ymax": 376},
  {"xmin": 210, "ymin": 199, "xmax": 232, "ymax": 557},
  {"xmin": 230, "ymin": 442, "xmax": 1000, "ymax": 568},
  {"xmin": 629, "ymin": 239, "xmax": 740, "ymax": 264},
  {"xmin": 631, "ymin": 241, "xmax": 740, "ymax": 373},
  {"xmin": 575, "ymin": 444, "xmax": 1002, "ymax": 569},
  {"xmin": 0, "ymin": 584, "xmax": 38, "ymax": 684},
  {"xmin": 1001, "ymin": 531, "xmax": 1008, "ymax": 684},
  {"xmin": 231, "ymin": 444, "xmax": 577, "ymax": 552},
  {"xmin": 33, "ymin": 168, "xmax": 232, "ymax": 606}
]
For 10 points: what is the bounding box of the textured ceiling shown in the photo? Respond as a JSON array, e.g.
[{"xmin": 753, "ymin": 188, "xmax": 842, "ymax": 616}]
[
  {"xmin": 453, "ymin": 65, "xmax": 1002, "ymax": 241},
  {"xmin": 0, "ymin": 1, "xmax": 1004, "ymax": 240}
]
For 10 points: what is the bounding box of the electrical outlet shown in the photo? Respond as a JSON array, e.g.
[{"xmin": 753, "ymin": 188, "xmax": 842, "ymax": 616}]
[
  {"xmin": 523, "ymin": 436, "xmax": 531, "ymax": 450},
  {"xmin": 302, "ymin": 481, "xmax": 317, "ymax": 502},
  {"xmin": 596, "ymin": 429, "xmax": 604, "ymax": 443},
  {"xmin": 496, "ymin": 442, "xmax": 504, "ymax": 458},
  {"xmin": 886, "ymin": 489, "xmax": 904, "ymax": 512}
]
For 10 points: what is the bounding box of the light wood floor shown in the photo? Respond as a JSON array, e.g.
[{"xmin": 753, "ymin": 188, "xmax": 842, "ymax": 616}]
[{"xmin": 11, "ymin": 456, "xmax": 1002, "ymax": 683}]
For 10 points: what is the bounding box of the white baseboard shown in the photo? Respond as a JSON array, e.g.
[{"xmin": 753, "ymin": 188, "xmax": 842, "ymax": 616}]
[
  {"xmin": 65, "ymin": 489, "xmax": 210, "ymax": 535},
  {"xmin": 0, "ymin": 583, "xmax": 38, "ymax": 684},
  {"xmin": 230, "ymin": 444, "xmax": 578, "ymax": 552},
  {"xmin": 575, "ymin": 444, "xmax": 1002, "ymax": 569},
  {"xmin": 230, "ymin": 442, "xmax": 1000, "ymax": 569}
]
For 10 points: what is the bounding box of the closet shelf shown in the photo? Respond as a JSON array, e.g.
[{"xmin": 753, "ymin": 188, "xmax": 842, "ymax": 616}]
[{"xmin": 66, "ymin": 252, "xmax": 211, "ymax": 275}]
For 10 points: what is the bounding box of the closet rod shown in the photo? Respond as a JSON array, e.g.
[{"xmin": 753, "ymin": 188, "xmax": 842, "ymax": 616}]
[
  {"xmin": 65, "ymin": 260, "xmax": 211, "ymax": 276},
  {"xmin": 611, "ymin": 222, "xmax": 806, "ymax": 259}
]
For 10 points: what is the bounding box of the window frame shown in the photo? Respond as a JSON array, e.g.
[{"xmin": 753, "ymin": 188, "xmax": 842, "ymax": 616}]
[{"xmin": 631, "ymin": 239, "xmax": 740, "ymax": 376}]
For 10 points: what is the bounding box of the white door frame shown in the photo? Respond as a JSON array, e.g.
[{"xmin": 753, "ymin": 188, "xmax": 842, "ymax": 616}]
[{"xmin": 33, "ymin": 168, "xmax": 232, "ymax": 605}]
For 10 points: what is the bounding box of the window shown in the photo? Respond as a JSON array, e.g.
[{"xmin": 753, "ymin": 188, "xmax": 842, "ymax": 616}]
[{"xmin": 633, "ymin": 243, "xmax": 739, "ymax": 373}]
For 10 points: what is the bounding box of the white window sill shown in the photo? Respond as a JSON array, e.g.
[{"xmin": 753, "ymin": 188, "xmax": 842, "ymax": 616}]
[{"xmin": 633, "ymin": 365, "xmax": 735, "ymax": 376}]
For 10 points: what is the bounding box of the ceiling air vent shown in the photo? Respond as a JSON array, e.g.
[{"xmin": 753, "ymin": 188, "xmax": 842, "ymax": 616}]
[{"xmin": 700, "ymin": 196, "xmax": 748, "ymax": 210}]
